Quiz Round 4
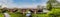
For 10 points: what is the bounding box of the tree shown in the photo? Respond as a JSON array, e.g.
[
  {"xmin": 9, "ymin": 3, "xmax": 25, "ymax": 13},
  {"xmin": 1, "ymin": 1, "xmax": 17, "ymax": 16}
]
[{"xmin": 46, "ymin": 0, "xmax": 58, "ymax": 11}]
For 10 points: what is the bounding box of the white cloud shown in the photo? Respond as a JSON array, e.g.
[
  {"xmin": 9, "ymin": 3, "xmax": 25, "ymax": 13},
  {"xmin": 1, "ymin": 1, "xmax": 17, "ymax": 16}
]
[
  {"xmin": 57, "ymin": 0, "xmax": 60, "ymax": 3},
  {"xmin": 0, "ymin": 0, "xmax": 8, "ymax": 8},
  {"xmin": 2, "ymin": 4, "xmax": 7, "ymax": 8},
  {"xmin": 0, "ymin": 0, "xmax": 7, "ymax": 8},
  {"xmin": 0, "ymin": 0, "xmax": 18, "ymax": 8},
  {"xmin": 0, "ymin": 0, "xmax": 48, "ymax": 8}
]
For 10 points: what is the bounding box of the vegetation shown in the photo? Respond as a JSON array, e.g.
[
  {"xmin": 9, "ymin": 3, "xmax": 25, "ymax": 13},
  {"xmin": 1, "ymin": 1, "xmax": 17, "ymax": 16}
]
[
  {"xmin": 47, "ymin": 9, "xmax": 60, "ymax": 17},
  {"xmin": 0, "ymin": 0, "xmax": 60, "ymax": 17},
  {"xmin": 46, "ymin": 0, "xmax": 60, "ymax": 17}
]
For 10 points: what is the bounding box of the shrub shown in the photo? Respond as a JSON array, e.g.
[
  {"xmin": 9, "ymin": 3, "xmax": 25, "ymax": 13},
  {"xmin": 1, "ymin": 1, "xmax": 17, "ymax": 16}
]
[{"xmin": 47, "ymin": 9, "xmax": 60, "ymax": 17}]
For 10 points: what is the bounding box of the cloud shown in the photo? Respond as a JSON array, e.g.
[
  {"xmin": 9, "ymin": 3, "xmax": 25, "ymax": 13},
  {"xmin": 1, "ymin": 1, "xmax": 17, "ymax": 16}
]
[
  {"xmin": 0, "ymin": 0, "xmax": 48, "ymax": 8},
  {"xmin": 0, "ymin": 0, "xmax": 18, "ymax": 8},
  {"xmin": 0, "ymin": 0, "xmax": 7, "ymax": 8},
  {"xmin": 57, "ymin": 0, "xmax": 60, "ymax": 3}
]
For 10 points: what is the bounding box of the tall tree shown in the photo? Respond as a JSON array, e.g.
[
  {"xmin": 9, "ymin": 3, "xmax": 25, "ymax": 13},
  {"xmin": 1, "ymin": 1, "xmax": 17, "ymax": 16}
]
[{"xmin": 46, "ymin": 0, "xmax": 58, "ymax": 11}]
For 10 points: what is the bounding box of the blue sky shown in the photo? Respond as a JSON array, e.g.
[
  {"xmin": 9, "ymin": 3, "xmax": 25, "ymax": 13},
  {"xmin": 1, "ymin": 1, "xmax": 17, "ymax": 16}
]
[
  {"xmin": 13, "ymin": 0, "xmax": 47, "ymax": 5},
  {"xmin": 0, "ymin": 0, "xmax": 48, "ymax": 8}
]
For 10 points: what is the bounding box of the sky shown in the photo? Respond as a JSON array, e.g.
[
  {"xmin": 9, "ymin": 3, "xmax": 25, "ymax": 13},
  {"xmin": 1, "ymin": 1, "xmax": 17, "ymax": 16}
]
[{"xmin": 0, "ymin": 0, "xmax": 48, "ymax": 8}]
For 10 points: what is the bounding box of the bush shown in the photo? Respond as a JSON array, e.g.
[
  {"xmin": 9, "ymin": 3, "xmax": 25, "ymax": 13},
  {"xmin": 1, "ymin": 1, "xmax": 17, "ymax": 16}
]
[{"xmin": 47, "ymin": 9, "xmax": 60, "ymax": 17}]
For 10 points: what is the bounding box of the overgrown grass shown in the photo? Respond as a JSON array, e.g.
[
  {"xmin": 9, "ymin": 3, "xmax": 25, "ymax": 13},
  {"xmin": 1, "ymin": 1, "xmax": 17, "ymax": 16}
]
[
  {"xmin": 0, "ymin": 12, "xmax": 47, "ymax": 17},
  {"xmin": 10, "ymin": 13, "xmax": 23, "ymax": 17},
  {"xmin": 37, "ymin": 13, "xmax": 47, "ymax": 17},
  {"xmin": 0, "ymin": 13, "xmax": 4, "ymax": 17},
  {"xmin": 32, "ymin": 13, "xmax": 47, "ymax": 17},
  {"xmin": 47, "ymin": 8, "xmax": 60, "ymax": 17}
]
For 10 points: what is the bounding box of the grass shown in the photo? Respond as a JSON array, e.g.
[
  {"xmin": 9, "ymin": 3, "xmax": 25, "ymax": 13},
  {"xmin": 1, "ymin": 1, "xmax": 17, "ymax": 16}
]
[
  {"xmin": 10, "ymin": 13, "xmax": 22, "ymax": 17},
  {"xmin": 37, "ymin": 13, "xmax": 47, "ymax": 17},
  {"xmin": 0, "ymin": 13, "xmax": 47, "ymax": 17},
  {"xmin": 0, "ymin": 13, "xmax": 4, "ymax": 17},
  {"xmin": 0, "ymin": 11, "xmax": 47, "ymax": 17},
  {"xmin": 9, "ymin": 12, "xmax": 25, "ymax": 17},
  {"xmin": 32, "ymin": 13, "xmax": 47, "ymax": 17}
]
